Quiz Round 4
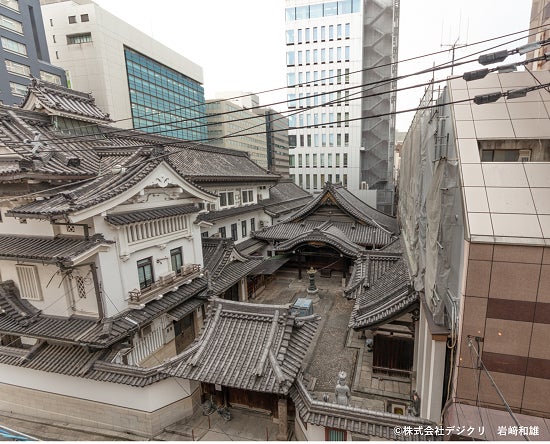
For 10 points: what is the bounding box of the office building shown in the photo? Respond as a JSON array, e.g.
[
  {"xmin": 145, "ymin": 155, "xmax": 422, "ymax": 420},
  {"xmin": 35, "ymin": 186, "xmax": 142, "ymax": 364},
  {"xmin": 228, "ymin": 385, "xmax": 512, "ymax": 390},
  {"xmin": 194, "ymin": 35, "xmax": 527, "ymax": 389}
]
[
  {"xmin": 40, "ymin": 0, "xmax": 207, "ymax": 140},
  {"xmin": 260, "ymin": 107, "xmax": 290, "ymax": 177},
  {"xmin": 285, "ymin": 0, "xmax": 399, "ymax": 213},
  {"xmin": 206, "ymin": 93, "xmax": 268, "ymax": 168},
  {"xmin": 528, "ymin": 0, "xmax": 550, "ymax": 70},
  {"xmin": 0, "ymin": 0, "xmax": 66, "ymax": 105},
  {"xmin": 399, "ymin": 71, "xmax": 550, "ymax": 437}
]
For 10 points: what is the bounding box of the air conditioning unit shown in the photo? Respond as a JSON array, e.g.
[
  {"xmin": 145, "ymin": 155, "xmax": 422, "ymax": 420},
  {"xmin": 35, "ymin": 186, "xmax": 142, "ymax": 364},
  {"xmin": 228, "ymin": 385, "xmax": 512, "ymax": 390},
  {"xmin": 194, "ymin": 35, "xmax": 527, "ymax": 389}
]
[
  {"xmin": 259, "ymin": 220, "xmax": 268, "ymax": 228},
  {"xmin": 360, "ymin": 181, "xmax": 368, "ymax": 190},
  {"xmin": 518, "ymin": 149, "xmax": 531, "ymax": 162},
  {"xmin": 158, "ymin": 270, "xmax": 176, "ymax": 285}
]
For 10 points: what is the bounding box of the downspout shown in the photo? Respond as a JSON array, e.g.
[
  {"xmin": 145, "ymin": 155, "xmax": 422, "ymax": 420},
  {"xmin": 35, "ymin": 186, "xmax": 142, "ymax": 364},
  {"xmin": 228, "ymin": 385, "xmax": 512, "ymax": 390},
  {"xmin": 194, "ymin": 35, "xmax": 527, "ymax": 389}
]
[{"xmin": 89, "ymin": 263, "xmax": 105, "ymax": 319}]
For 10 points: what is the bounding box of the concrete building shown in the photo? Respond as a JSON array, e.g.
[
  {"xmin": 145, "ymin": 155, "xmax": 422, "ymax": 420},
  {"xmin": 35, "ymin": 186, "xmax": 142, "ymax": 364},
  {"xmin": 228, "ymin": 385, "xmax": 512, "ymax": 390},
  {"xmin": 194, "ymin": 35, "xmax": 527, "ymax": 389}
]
[
  {"xmin": 0, "ymin": 0, "xmax": 66, "ymax": 105},
  {"xmin": 399, "ymin": 71, "xmax": 550, "ymax": 439},
  {"xmin": 285, "ymin": 0, "xmax": 399, "ymax": 213},
  {"xmin": 0, "ymin": 80, "xmax": 318, "ymax": 438},
  {"xmin": 40, "ymin": 0, "xmax": 207, "ymax": 140},
  {"xmin": 206, "ymin": 93, "xmax": 268, "ymax": 169},
  {"xmin": 528, "ymin": 0, "xmax": 550, "ymax": 70},
  {"xmin": 261, "ymin": 107, "xmax": 290, "ymax": 177}
]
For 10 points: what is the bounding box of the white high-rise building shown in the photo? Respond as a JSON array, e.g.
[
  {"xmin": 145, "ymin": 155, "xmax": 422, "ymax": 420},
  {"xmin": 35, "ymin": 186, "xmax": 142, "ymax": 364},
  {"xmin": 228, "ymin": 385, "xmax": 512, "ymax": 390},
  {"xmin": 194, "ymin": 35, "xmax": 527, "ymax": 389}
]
[
  {"xmin": 40, "ymin": 0, "xmax": 207, "ymax": 141},
  {"xmin": 285, "ymin": 0, "xmax": 399, "ymax": 213}
]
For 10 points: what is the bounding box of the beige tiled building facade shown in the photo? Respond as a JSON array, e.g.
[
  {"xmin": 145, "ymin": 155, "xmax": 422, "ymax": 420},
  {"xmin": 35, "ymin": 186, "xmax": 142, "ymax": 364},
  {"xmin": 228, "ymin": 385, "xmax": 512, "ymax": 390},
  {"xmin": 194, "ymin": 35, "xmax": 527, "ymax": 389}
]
[{"xmin": 399, "ymin": 70, "xmax": 550, "ymax": 439}]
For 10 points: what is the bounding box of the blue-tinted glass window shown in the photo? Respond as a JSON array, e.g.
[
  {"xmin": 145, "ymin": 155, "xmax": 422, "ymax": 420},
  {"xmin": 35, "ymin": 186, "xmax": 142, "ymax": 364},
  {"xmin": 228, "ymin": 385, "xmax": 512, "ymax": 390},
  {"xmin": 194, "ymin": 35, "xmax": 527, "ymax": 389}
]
[
  {"xmin": 286, "ymin": 29, "xmax": 294, "ymax": 44},
  {"xmin": 296, "ymin": 5, "xmax": 309, "ymax": 19},
  {"xmin": 287, "ymin": 51, "xmax": 295, "ymax": 65},
  {"xmin": 285, "ymin": 7, "xmax": 296, "ymax": 21},
  {"xmin": 324, "ymin": 2, "xmax": 338, "ymax": 16},
  {"xmin": 287, "ymin": 72, "xmax": 296, "ymax": 86},
  {"xmin": 310, "ymin": 3, "xmax": 323, "ymax": 18},
  {"xmin": 338, "ymin": 0, "xmax": 352, "ymax": 14},
  {"xmin": 124, "ymin": 47, "xmax": 206, "ymax": 141},
  {"xmin": 352, "ymin": 0, "xmax": 361, "ymax": 12}
]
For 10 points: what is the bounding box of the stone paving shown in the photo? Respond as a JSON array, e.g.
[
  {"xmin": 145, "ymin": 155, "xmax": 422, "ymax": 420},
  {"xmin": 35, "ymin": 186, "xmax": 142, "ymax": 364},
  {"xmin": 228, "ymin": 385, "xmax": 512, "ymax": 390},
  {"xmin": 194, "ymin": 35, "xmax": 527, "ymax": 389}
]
[
  {"xmin": 0, "ymin": 269, "xmax": 412, "ymax": 441},
  {"xmin": 254, "ymin": 269, "xmax": 412, "ymax": 411},
  {"xmin": 155, "ymin": 406, "xmax": 280, "ymax": 441}
]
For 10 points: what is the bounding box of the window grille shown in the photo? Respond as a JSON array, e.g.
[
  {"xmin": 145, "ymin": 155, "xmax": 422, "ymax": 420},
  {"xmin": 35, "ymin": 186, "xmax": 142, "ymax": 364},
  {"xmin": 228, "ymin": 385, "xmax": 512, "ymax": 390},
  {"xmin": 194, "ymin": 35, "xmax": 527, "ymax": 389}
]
[{"xmin": 16, "ymin": 264, "xmax": 42, "ymax": 301}]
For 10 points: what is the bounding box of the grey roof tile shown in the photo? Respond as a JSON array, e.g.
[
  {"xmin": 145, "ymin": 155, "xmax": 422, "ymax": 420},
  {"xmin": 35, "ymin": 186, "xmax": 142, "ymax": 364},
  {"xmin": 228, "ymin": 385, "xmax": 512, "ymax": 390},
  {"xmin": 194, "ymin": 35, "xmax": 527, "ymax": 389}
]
[
  {"xmin": 166, "ymin": 298, "xmax": 319, "ymax": 394},
  {"xmin": 0, "ymin": 234, "xmax": 112, "ymax": 264},
  {"xmin": 349, "ymin": 256, "xmax": 418, "ymax": 329},
  {"xmin": 105, "ymin": 204, "xmax": 199, "ymax": 226},
  {"xmin": 21, "ymin": 79, "xmax": 112, "ymax": 123},
  {"xmin": 254, "ymin": 221, "xmax": 394, "ymax": 249},
  {"xmin": 281, "ymin": 182, "xmax": 398, "ymax": 233},
  {"xmin": 290, "ymin": 376, "xmax": 436, "ymax": 440}
]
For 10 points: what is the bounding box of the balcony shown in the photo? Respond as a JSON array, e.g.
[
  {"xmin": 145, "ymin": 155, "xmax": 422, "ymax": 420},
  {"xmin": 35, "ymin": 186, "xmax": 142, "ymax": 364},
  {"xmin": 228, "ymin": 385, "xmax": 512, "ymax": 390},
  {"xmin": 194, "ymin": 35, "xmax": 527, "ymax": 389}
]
[{"xmin": 128, "ymin": 264, "xmax": 202, "ymax": 308}]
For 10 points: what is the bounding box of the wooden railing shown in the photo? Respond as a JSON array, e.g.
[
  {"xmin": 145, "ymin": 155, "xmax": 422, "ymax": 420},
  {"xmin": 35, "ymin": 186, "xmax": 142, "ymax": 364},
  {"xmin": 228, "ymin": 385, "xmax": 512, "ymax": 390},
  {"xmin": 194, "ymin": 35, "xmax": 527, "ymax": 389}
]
[{"xmin": 128, "ymin": 264, "xmax": 202, "ymax": 307}]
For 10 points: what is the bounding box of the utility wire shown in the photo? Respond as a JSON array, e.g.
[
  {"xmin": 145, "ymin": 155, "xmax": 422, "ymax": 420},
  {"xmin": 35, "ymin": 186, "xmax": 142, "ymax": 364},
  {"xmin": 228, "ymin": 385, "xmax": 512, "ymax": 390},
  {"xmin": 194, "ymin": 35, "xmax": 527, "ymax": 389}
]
[
  {"xmin": 41, "ymin": 22, "xmax": 550, "ymax": 138},
  {"xmin": 2, "ymin": 46, "xmax": 549, "ymax": 205},
  {"xmin": 5, "ymin": 25, "xmax": 547, "ymax": 149},
  {"xmin": 467, "ymin": 336, "xmax": 530, "ymax": 442},
  {"xmin": 4, "ymin": 32, "xmax": 549, "ymax": 155}
]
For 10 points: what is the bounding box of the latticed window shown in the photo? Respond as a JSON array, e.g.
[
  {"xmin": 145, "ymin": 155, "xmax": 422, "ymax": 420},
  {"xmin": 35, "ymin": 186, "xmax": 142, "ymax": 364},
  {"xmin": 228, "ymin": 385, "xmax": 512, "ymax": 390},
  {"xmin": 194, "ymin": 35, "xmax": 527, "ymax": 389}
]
[
  {"xmin": 75, "ymin": 276, "xmax": 86, "ymax": 299},
  {"xmin": 15, "ymin": 264, "xmax": 42, "ymax": 301}
]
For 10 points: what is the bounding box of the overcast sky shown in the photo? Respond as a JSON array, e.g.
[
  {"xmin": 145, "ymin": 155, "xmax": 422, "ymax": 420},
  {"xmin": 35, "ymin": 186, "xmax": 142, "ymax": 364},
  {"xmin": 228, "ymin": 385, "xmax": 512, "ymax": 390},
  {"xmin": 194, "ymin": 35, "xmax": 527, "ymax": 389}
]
[{"xmin": 94, "ymin": 0, "xmax": 533, "ymax": 132}]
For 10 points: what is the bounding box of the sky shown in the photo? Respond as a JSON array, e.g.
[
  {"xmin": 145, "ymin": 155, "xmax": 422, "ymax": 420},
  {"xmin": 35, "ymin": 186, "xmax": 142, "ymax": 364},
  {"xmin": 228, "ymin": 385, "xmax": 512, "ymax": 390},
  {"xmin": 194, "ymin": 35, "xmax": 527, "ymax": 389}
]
[{"xmin": 94, "ymin": 0, "xmax": 533, "ymax": 132}]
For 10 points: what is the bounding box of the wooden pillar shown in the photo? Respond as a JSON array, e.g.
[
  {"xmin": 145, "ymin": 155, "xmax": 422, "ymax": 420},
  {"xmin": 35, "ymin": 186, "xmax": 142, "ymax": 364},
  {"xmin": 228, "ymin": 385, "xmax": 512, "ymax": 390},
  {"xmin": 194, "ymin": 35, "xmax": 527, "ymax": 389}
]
[
  {"xmin": 277, "ymin": 398, "xmax": 288, "ymax": 440},
  {"xmin": 298, "ymin": 253, "xmax": 302, "ymax": 281}
]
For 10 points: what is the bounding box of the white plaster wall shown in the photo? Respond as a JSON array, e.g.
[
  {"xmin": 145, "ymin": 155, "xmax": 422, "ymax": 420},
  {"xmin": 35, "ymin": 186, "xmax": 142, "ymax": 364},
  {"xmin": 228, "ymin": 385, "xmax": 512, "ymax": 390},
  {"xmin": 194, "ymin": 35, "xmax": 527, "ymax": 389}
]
[
  {"xmin": 0, "ymin": 210, "xmax": 54, "ymax": 236},
  {"xmin": 0, "ymin": 363, "xmax": 196, "ymax": 411},
  {"xmin": 92, "ymin": 214, "xmax": 204, "ymax": 317},
  {"xmin": 41, "ymin": 1, "xmax": 203, "ymax": 126},
  {"xmin": 0, "ymin": 259, "xmax": 98, "ymax": 317},
  {"xmin": 202, "ymin": 208, "xmax": 267, "ymax": 242}
]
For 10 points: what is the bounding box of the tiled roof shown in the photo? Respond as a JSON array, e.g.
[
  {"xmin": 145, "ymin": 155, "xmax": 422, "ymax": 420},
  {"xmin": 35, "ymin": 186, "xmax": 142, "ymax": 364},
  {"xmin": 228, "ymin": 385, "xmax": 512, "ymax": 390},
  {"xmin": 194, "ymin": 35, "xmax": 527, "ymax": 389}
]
[
  {"xmin": 78, "ymin": 280, "xmax": 207, "ymax": 347},
  {"xmin": 20, "ymin": 78, "xmax": 111, "ymax": 123},
  {"xmin": 195, "ymin": 203, "xmax": 263, "ymax": 223},
  {"xmin": 290, "ymin": 376, "xmax": 435, "ymax": 440},
  {"xmin": 268, "ymin": 180, "xmax": 311, "ymax": 203},
  {"xmin": 235, "ymin": 237, "xmax": 266, "ymax": 255},
  {"xmin": 0, "ymin": 108, "xmax": 100, "ymax": 178},
  {"xmin": 249, "ymin": 256, "xmax": 291, "ymax": 276},
  {"xmin": 0, "ymin": 277, "xmax": 207, "ymax": 347},
  {"xmin": 275, "ymin": 222, "xmax": 362, "ymax": 258},
  {"xmin": 264, "ymin": 196, "xmax": 314, "ymax": 218},
  {"xmin": 8, "ymin": 154, "xmax": 161, "ymax": 218},
  {"xmin": 0, "ymin": 102, "xmax": 275, "ymax": 219},
  {"xmin": 105, "ymin": 204, "xmax": 199, "ymax": 226},
  {"xmin": 0, "ymin": 282, "xmax": 98, "ymax": 342},
  {"xmin": 282, "ymin": 182, "xmax": 398, "ymax": 234},
  {"xmin": 167, "ymin": 298, "xmax": 320, "ymax": 394},
  {"xmin": 0, "ymin": 341, "xmax": 168, "ymax": 387},
  {"xmin": 0, "ymin": 234, "xmax": 112, "ymax": 265},
  {"xmin": 349, "ymin": 257, "xmax": 418, "ymax": 330},
  {"xmin": 0, "ymin": 281, "xmax": 39, "ymax": 326},
  {"xmin": 167, "ymin": 144, "xmax": 277, "ymax": 182},
  {"xmin": 201, "ymin": 237, "xmax": 263, "ymax": 297},
  {"xmin": 254, "ymin": 221, "xmax": 394, "ymax": 249}
]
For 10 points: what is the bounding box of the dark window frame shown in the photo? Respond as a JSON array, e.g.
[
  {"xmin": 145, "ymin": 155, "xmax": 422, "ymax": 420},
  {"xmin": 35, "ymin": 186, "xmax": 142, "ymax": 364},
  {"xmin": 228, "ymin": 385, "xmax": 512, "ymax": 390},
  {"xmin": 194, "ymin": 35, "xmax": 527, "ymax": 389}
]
[
  {"xmin": 137, "ymin": 257, "xmax": 154, "ymax": 290},
  {"xmin": 170, "ymin": 247, "xmax": 183, "ymax": 273}
]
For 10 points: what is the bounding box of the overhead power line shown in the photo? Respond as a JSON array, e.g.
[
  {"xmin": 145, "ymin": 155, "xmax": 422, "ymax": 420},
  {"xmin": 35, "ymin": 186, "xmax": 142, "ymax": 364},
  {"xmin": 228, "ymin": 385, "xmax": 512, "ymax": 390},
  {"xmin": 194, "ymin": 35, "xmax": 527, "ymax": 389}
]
[
  {"xmin": 9, "ymin": 24, "xmax": 548, "ymax": 147},
  {"xmin": 3, "ymin": 28, "xmax": 549, "ymax": 154}
]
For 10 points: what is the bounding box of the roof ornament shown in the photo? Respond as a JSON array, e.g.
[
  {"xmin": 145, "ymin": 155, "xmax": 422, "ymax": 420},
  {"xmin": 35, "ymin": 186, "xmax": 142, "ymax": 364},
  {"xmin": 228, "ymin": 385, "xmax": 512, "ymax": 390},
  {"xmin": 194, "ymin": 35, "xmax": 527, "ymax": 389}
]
[
  {"xmin": 24, "ymin": 131, "xmax": 47, "ymax": 155},
  {"xmin": 334, "ymin": 371, "xmax": 350, "ymax": 406}
]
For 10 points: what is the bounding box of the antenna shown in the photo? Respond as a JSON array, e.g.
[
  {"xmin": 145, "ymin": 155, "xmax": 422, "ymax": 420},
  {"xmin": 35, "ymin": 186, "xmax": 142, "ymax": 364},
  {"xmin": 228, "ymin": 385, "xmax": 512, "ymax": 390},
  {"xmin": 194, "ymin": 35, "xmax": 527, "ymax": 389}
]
[{"xmin": 440, "ymin": 10, "xmax": 469, "ymax": 75}]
